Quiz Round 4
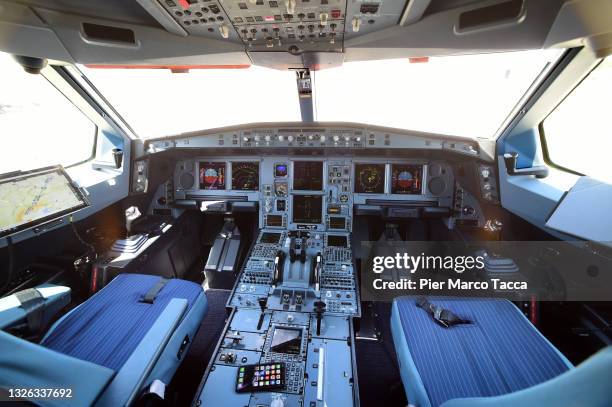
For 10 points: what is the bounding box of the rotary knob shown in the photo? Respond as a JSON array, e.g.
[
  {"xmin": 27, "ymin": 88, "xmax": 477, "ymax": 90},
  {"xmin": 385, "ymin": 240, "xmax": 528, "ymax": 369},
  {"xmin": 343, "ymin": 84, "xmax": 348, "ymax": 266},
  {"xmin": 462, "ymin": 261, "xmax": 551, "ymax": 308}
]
[
  {"xmin": 265, "ymin": 135, "xmax": 271, "ymax": 141},
  {"xmin": 320, "ymin": 135, "xmax": 326, "ymax": 142},
  {"xmin": 288, "ymin": 135, "xmax": 294, "ymax": 142},
  {"xmin": 333, "ymin": 135, "xmax": 340, "ymax": 142}
]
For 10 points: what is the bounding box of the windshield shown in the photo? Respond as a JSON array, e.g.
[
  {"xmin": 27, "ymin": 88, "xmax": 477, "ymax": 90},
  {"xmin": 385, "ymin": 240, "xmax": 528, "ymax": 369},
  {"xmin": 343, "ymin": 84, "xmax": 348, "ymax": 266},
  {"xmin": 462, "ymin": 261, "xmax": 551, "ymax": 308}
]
[{"xmin": 80, "ymin": 49, "xmax": 562, "ymax": 140}]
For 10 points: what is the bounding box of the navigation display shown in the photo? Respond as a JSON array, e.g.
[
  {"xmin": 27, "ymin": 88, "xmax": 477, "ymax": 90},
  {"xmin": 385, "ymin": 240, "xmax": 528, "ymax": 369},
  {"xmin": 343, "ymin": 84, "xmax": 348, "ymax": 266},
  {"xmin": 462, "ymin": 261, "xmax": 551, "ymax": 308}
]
[
  {"xmin": 232, "ymin": 162, "xmax": 259, "ymax": 191},
  {"xmin": 271, "ymin": 328, "xmax": 302, "ymax": 354},
  {"xmin": 293, "ymin": 161, "xmax": 323, "ymax": 191},
  {"xmin": 0, "ymin": 167, "xmax": 89, "ymax": 238},
  {"xmin": 355, "ymin": 163, "xmax": 385, "ymax": 194},
  {"xmin": 199, "ymin": 162, "xmax": 226, "ymax": 190},
  {"xmin": 292, "ymin": 195, "xmax": 322, "ymax": 224},
  {"xmin": 391, "ymin": 164, "xmax": 423, "ymax": 194}
]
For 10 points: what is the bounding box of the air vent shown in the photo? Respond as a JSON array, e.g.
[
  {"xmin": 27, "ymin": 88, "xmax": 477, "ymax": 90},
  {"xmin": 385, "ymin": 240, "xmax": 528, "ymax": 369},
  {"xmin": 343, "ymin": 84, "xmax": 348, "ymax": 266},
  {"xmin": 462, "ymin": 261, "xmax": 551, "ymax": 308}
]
[
  {"xmin": 458, "ymin": 0, "xmax": 523, "ymax": 31},
  {"xmin": 82, "ymin": 23, "xmax": 136, "ymax": 44}
]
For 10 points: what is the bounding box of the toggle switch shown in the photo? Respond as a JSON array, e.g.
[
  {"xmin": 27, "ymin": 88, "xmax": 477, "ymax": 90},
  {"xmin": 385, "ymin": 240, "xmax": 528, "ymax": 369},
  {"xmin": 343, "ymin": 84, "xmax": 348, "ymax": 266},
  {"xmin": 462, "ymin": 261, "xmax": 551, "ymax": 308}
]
[
  {"xmin": 352, "ymin": 17, "xmax": 361, "ymax": 32},
  {"xmin": 219, "ymin": 24, "xmax": 229, "ymax": 38}
]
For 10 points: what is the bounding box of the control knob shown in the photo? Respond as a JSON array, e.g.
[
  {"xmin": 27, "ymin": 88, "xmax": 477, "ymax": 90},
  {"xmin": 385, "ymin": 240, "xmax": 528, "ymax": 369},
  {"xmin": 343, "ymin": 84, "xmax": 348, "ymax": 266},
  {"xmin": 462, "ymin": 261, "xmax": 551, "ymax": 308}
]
[{"xmin": 288, "ymin": 135, "xmax": 294, "ymax": 142}]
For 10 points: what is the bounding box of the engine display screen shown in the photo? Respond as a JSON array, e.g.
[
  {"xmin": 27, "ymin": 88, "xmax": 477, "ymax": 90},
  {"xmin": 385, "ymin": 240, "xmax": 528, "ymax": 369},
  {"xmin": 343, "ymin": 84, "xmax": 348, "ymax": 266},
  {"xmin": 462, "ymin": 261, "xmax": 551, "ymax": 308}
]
[
  {"xmin": 328, "ymin": 217, "xmax": 347, "ymax": 230},
  {"xmin": 271, "ymin": 328, "xmax": 302, "ymax": 354},
  {"xmin": 199, "ymin": 162, "xmax": 225, "ymax": 190},
  {"xmin": 355, "ymin": 163, "xmax": 385, "ymax": 194},
  {"xmin": 292, "ymin": 195, "xmax": 322, "ymax": 224},
  {"xmin": 232, "ymin": 162, "xmax": 259, "ymax": 191},
  {"xmin": 260, "ymin": 232, "xmax": 282, "ymax": 244},
  {"xmin": 266, "ymin": 215, "xmax": 284, "ymax": 227},
  {"xmin": 327, "ymin": 235, "xmax": 348, "ymax": 248},
  {"xmin": 293, "ymin": 161, "xmax": 323, "ymax": 191},
  {"xmin": 391, "ymin": 164, "xmax": 423, "ymax": 194}
]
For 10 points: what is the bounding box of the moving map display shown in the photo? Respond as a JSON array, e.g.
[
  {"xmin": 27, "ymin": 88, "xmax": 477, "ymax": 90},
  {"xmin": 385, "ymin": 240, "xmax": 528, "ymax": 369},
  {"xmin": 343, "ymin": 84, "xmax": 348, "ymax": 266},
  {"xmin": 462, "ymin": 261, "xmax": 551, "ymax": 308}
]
[{"xmin": 0, "ymin": 167, "xmax": 89, "ymax": 237}]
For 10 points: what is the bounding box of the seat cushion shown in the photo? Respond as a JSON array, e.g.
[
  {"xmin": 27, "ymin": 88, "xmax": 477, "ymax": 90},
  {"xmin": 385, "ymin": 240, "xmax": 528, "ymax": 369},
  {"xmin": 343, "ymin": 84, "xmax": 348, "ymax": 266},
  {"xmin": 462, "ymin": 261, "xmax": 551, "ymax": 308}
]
[
  {"xmin": 41, "ymin": 274, "xmax": 203, "ymax": 371},
  {"xmin": 391, "ymin": 297, "xmax": 572, "ymax": 407}
]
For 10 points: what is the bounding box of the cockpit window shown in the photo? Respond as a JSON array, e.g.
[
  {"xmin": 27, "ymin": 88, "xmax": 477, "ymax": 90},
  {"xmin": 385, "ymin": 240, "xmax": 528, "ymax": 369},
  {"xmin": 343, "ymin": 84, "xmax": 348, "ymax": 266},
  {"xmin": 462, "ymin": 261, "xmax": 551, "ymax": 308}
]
[
  {"xmin": 79, "ymin": 49, "xmax": 561, "ymax": 140},
  {"xmin": 79, "ymin": 65, "xmax": 301, "ymax": 139},
  {"xmin": 542, "ymin": 57, "xmax": 612, "ymax": 182},
  {"xmin": 0, "ymin": 52, "xmax": 97, "ymax": 175},
  {"xmin": 314, "ymin": 49, "xmax": 563, "ymax": 139}
]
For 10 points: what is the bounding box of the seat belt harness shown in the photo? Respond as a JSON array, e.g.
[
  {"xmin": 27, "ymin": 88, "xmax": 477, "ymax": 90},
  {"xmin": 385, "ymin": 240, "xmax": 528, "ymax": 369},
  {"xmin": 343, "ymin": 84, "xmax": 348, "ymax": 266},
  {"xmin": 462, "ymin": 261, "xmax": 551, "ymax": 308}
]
[{"xmin": 416, "ymin": 297, "xmax": 472, "ymax": 328}]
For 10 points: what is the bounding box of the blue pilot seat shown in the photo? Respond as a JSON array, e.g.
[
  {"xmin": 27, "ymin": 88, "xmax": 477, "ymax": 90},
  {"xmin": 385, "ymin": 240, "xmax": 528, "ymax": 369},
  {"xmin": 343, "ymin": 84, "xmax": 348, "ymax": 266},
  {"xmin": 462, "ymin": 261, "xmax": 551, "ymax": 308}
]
[
  {"xmin": 391, "ymin": 297, "xmax": 612, "ymax": 407},
  {"xmin": 0, "ymin": 273, "xmax": 207, "ymax": 406}
]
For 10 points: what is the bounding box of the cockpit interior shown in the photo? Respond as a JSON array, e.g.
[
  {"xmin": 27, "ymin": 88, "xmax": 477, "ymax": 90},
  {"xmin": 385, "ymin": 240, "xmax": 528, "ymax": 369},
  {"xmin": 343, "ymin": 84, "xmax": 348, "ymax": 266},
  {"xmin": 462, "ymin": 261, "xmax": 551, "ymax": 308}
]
[{"xmin": 1, "ymin": 0, "xmax": 612, "ymax": 406}]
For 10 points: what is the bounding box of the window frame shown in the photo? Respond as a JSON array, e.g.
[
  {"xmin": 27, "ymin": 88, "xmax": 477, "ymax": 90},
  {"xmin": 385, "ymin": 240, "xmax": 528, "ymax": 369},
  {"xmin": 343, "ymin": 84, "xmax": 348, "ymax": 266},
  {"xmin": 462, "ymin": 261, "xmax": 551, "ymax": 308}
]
[
  {"xmin": 539, "ymin": 57, "xmax": 607, "ymax": 178},
  {"xmin": 42, "ymin": 70, "xmax": 99, "ymax": 169},
  {"xmin": 0, "ymin": 60, "xmax": 99, "ymax": 173}
]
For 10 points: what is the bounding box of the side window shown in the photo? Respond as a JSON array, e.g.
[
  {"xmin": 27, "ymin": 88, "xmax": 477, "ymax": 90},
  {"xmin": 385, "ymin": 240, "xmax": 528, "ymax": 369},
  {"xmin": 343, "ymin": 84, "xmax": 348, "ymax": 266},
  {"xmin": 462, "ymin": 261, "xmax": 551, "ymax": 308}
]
[
  {"xmin": 542, "ymin": 57, "xmax": 612, "ymax": 182},
  {"xmin": 0, "ymin": 52, "xmax": 97, "ymax": 175}
]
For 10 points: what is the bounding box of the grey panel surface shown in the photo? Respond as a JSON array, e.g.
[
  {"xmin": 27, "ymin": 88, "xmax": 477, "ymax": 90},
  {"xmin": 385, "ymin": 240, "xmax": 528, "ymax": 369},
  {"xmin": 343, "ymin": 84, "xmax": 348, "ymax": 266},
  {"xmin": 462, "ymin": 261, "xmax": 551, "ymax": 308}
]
[
  {"xmin": 198, "ymin": 365, "xmax": 253, "ymax": 406},
  {"xmin": 230, "ymin": 308, "xmax": 271, "ymax": 333},
  {"xmin": 222, "ymin": 330, "xmax": 266, "ymax": 352},
  {"xmin": 215, "ymin": 349, "xmax": 262, "ymax": 367},
  {"xmin": 309, "ymin": 315, "xmax": 350, "ymax": 340},
  {"xmin": 303, "ymin": 338, "xmax": 356, "ymax": 407}
]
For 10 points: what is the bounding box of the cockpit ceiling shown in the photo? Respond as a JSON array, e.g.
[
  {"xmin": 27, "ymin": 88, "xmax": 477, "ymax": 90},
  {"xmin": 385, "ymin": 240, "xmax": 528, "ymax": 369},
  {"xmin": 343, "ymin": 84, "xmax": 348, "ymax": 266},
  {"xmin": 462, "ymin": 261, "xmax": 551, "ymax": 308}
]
[{"xmin": 0, "ymin": 0, "xmax": 570, "ymax": 69}]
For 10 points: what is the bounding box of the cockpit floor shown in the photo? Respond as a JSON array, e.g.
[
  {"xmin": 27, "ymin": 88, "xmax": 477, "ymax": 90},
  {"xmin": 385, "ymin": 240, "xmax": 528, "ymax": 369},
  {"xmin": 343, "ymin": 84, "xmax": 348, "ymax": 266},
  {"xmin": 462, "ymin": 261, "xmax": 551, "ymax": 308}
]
[
  {"xmin": 169, "ymin": 288, "xmax": 231, "ymax": 406},
  {"xmin": 355, "ymin": 302, "xmax": 407, "ymax": 406}
]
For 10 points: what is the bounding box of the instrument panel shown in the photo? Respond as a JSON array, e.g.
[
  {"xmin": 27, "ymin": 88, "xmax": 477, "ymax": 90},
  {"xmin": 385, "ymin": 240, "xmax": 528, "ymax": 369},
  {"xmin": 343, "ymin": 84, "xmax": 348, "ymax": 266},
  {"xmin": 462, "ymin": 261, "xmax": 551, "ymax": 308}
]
[{"xmin": 172, "ymin": 155, "xmax": 468, "ymax": 231}]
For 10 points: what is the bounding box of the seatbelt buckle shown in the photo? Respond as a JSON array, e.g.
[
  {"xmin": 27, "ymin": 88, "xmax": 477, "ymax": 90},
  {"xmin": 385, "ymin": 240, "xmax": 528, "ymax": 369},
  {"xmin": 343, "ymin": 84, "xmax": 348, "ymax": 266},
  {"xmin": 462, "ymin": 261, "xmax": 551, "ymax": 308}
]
[{"xmin": 433, "ymin": 307, "xmax": 450, "ymax": 328}]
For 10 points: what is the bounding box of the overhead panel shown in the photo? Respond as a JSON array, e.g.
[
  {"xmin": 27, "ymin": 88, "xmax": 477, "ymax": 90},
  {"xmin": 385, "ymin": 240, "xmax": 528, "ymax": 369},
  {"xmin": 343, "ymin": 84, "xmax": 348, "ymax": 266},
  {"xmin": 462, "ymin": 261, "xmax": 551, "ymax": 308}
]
[{"xmin": 151, "ymin": 0, "xmax": 408, "ymax": 54}]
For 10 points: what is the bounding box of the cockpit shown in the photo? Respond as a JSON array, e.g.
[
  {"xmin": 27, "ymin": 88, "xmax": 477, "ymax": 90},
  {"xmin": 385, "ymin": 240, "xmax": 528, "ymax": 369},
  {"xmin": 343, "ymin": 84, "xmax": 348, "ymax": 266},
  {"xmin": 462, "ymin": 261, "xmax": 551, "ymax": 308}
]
[{"xmin": 1, "ymin": 0, "xmax": 612, "ymax": 406}]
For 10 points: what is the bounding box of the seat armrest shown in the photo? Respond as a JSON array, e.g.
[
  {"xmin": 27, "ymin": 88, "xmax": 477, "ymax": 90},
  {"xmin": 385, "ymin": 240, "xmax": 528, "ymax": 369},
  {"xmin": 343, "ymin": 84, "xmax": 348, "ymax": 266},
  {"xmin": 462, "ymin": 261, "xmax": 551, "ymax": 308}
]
[
  {"xmin": 0, "ymin": 330, "xmax": 114, "ymax": 407},
  {"xmin": 95, "ymin": 298, "xmax": 188, "ymax": 407},
  {"xmin": 0, "ymin": 285, "xmax": 71, "ymax": 330}
]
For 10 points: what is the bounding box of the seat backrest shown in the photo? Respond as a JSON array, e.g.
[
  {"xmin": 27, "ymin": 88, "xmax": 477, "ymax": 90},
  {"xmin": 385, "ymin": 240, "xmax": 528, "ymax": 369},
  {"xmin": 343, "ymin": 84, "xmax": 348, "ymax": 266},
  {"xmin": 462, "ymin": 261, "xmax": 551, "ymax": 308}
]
[
  {"xmin": 441, "ymin": 346, "xmax": 612, "ymax": 407},
  {"xmin": 0, "ymin": 330, "xmax": 114, "ymax": 407}
]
